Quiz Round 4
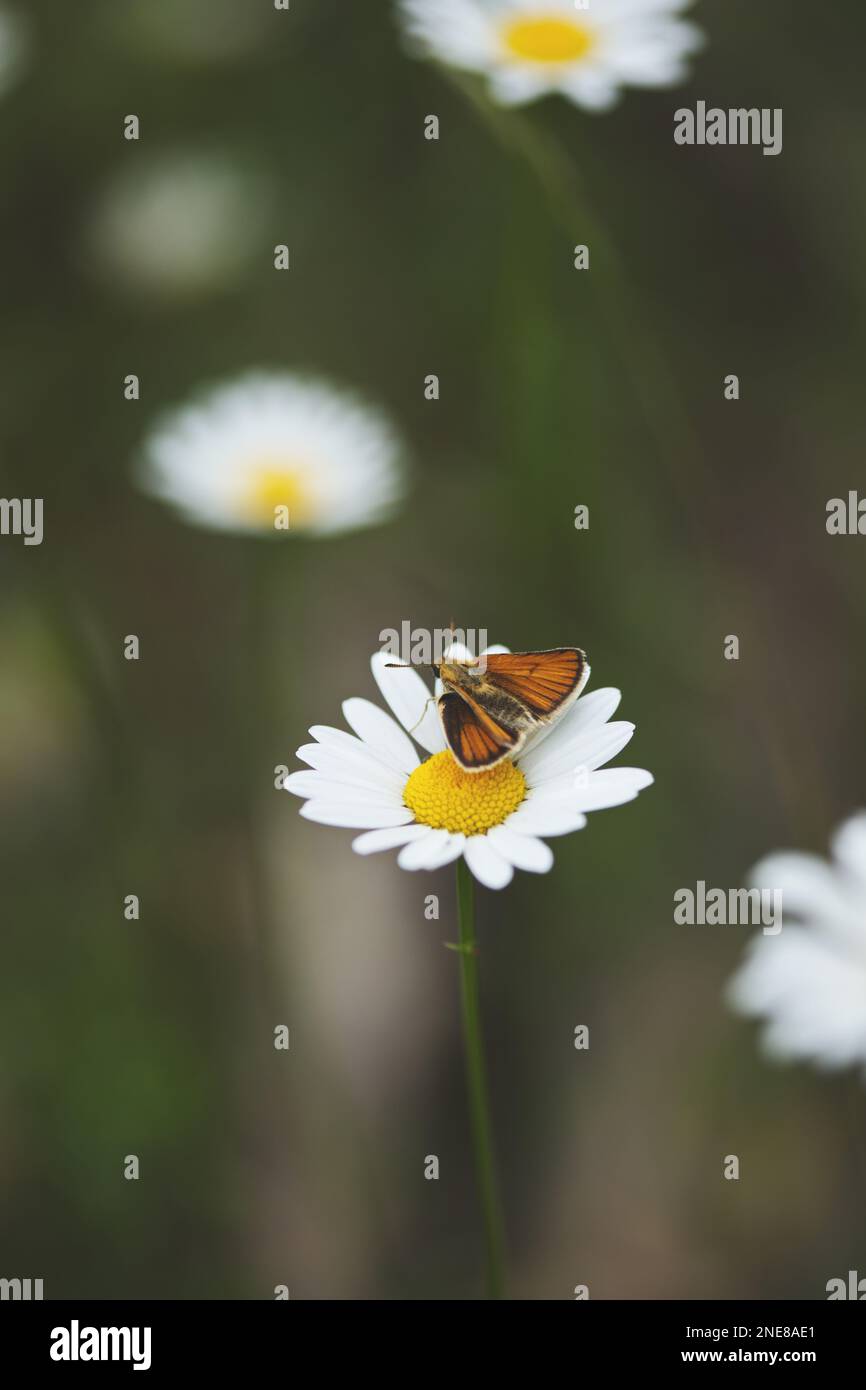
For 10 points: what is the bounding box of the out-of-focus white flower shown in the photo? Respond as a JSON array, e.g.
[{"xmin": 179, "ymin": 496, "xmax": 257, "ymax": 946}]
[
  {"xmin": 0, "ymin": 5, "xmax": 29, "ymax": 96},
  {"xmin": 285, "ymin": 641, "xmax": 653, "ymax": 890},
  {"xmin": 397, "ymin": 0, "xmax": 703, "ymax": 111},
  {"xmin": 86, "ymin": 152, "xmax": 271, "ymax": 300},
  {"xmin": 728, "ymin": 813, "xmax": 866, "ymax": 1073},
  {"xmin": 138, "ymin": 372, "xmax": 406, "ymax": 537}
]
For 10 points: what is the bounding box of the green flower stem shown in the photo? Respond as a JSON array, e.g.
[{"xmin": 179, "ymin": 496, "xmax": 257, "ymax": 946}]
[
  {"xmin": 455, "ymin": 858, "xmax": 506, "ymax": 1300},
  {"xmin": 445, "ymin": 68, "xmax": 706, "ymax": 503},
  {"xmin": 244, "ymin": 539, "xmax": 294, "ymax": 1017}
]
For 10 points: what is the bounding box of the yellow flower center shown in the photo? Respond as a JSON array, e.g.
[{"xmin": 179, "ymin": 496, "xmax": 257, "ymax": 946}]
[
  {"xmin": 503, "ymin": 14, "xmax": 594, "ymax": 64},
  {"xmin": 242, "ymin": 463, "xmax": 314, "ymax": 528},
  {"xmin": 403, "ymin": 750, "xmax": 526, "ymax": 835}
]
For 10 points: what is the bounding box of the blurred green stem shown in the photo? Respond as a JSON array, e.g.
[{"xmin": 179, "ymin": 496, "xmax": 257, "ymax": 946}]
[
  {"xmin": 245, "ymin": 541, "xmax": 291, "ymax": 1017},
  {"xmin": 455, "ymin": 858, "xmax": 506, "ymax": 1300},
  {"xmin": 445, "ymin": 71, "xmax": 711, "ymax": 507}
]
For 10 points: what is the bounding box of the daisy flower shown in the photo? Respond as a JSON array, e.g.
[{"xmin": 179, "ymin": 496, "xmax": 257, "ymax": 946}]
[
  {"xmin": 397, "ymin": 0, "xmax": 703, "ymax": 111},
  {"xmin": 285, "ymin": 642, "xmax": 653, "ymax": 889},
  {"xmin": 138, "ymin": 372, "xmax": 406, "ymax": 537},
  {"xmin": 87, "ymin": 152, "xmax": 271, "ymax": 300},
  {"xmin": 727, "ymin": 813, "xmax": 866, "ymax": 1072}
]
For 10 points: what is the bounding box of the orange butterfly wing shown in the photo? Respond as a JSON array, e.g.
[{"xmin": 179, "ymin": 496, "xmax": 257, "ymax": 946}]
[
  {"xmin": 483, "ymin": 648, "xmax": 588, "ymax": 717},
  {"xmin": 438, "ymin": 692, "xmax": 519, "ymax": 771}
]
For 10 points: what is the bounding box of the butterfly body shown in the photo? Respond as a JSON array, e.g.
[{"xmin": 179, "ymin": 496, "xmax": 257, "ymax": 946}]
[{"xmin": 434, "ymin": 647, "xmax": 589, "ymax": 773}]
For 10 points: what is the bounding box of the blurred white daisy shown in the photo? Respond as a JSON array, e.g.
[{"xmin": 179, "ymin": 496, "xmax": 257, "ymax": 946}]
[
  {"xmin": 138, "ymin": 372, "xmax": 406, "ymax": 537},
  {"xmin": 85, "ymin": 152, "xmax": 271, "ymax": 301},
  {"xmin": 398, "ymin": 0, "xmax": 703, "ymax": 111},
  {"xmin": 0, "ymin": 4, "xmax": 28, "ymax": 96},
  {"xmin": 285, "ymin": 642, "xmax": 653, "ymax": 890},
  {"xmin": 728, "ymin": 813, "xmax": 866, "ymax": 1072}
]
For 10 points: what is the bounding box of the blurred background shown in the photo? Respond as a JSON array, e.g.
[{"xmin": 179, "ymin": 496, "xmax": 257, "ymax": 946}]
[{"xmin": 1, "ymin": 0, "xmax": 865, "ymax": 1299}]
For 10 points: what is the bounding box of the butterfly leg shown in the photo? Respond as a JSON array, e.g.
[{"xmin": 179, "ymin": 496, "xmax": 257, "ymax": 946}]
[{"xmin": 407, "ymin": 695, "xmax": 437, "ymax": 734}]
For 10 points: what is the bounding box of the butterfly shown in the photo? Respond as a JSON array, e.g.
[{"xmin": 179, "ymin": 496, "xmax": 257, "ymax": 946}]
[{"xmin": 390, "ymin": 647, "xmax": 590, "ymax": 773}]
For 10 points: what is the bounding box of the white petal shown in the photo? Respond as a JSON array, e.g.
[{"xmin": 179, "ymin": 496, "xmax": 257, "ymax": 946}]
[
  {"xmin": 748, "ymin": 850, "xmax": 863, "ymax": 944},
  {"xmin": 728, "ymin": 931, "xmax": 866, "ymax": 1069},
  {"xmin": 521, "ymin": 720, "xmax": 635, "ymax": 785},
  {"xmin": 463, "ymin": 836, "xmax": 514, "ymax": 890},
  {"xmin": 524, "ymin": 767, "xmax": 651, "ymax": 816},
  {"xmin": 300, "ymin": 801, "xmax": 414, "ymax": 830},
  {"xmin": 397, "ymin": 829, "xmax": 464, "ymax": 870},
  {"xmin": 605, "ymin": 21, "xmax": 704, "ymax": 84},
  {"xmin": 342, "ymin": 696, "xmax": 420, "ymax": 773},
  {"xmin": 398, "ymin": 829, "xmax": 445, "ymax": 869},
  {"xmin": 352, "ymin": 824, "xmax": 428, "ymax": 855},
  {"xmin": 293, "ymin": 742, "xmax": 405, "ymax": 794},
  {"xmin": 573, "ymin": 687, "xmax": 623, "ymax": 724},
  {"xmin": 399, "ymin": 0, "xmax": 497, "ymax": 69},
  {"xmin": 308, "ymin": 724, "xmax": 385, "ymax": 756},
  {"xmin": 568, "ymin": 767, "xmax": 654, "ymax": 811},
  {"xmin": 506, "ymin": 802, "xmax": 587, "ymax": 837},
  {"xmin": 831, "ymin": 811, "xmax": 866, "ymax": 893},
  {"xmin": 488, "ymin": 65, "xmax": 552, "ymax": 107},
  {"xmin": 283, "ymin": 770, "xmax": 325, "ymax": 797},
  {"xmin": 284, "ymin": 772, "xmax": 402, "ymax": 808},
  {"xmin": 557, "ymin": 67, "xmax": 621, "ymax": 112},
  {"xmin": 487, "ymin": 826, "xmax": 553, "ymax": 873},
  {"xmin": 422, "ymin": 833, "xmax": 467, "ymax": 870},
  {"xmin": 522, "ymin": 687, "xmax": 623, "ymax": 759},
  {"xmin": 370, "ymin": 651, "xmax": 444, "ymax": 755}
]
